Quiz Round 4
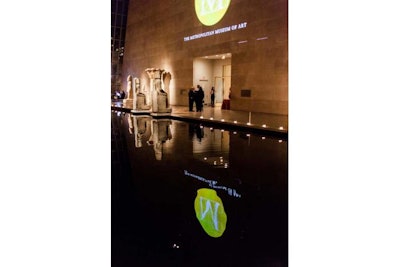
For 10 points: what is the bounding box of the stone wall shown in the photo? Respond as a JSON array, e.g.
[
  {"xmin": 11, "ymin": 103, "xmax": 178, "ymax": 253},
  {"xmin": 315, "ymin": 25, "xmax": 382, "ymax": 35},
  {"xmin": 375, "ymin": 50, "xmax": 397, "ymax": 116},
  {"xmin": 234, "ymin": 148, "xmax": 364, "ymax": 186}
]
[{"xmin": 122, "ymin": 0, "xmax": 288, "ymax": 115}]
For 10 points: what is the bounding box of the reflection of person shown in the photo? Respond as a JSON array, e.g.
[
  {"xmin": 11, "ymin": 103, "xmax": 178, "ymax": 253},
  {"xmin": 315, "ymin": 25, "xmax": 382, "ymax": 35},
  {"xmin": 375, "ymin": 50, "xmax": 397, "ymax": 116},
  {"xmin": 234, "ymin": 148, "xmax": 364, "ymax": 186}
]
[
  {"xmin": 210, "ymin": 87, "xmax": 215, "ymax": 107},
  {"xmin": 188, "ymin": 87, "xmax": 195, "ymax": 111},
  {"xmin": 189, "ymin": 123, "xmax": 204, "ymax": 142},
  {"xmin": 195, "ymin": 124, "xmax": 204, "ymax": 142}
]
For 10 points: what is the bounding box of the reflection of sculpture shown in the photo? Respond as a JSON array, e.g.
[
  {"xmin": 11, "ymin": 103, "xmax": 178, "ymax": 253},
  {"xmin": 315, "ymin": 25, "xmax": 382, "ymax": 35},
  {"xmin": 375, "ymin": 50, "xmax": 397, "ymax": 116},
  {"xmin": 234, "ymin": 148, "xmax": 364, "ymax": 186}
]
[
  {"xmin": 127, "ymin": 114, "xmax": 150, "ymax": 147},
  {"xmin": 194, "ymin": 188, "xmax": 227, "ymax": 238},
  {"xmin": 123, "ymin": 75, "xmax": 133, "ymax": 105},
  {"xmin": 133, "ymin": 115, "xmax": 150, "ymax": 147},
  {"xmin": 147, "ymin": 119, "xmax": 172, "ymax": 160},
  {"xmin": 145, "ymin": 68, "xmax": 172, "ymax": 113},
  {"xmin": 127, "ymin": 113, "xmax": 134, "ymax": 134},
  {"xmin": 132, "ymin": 77, "xmax": 151, "ymax": 111}
]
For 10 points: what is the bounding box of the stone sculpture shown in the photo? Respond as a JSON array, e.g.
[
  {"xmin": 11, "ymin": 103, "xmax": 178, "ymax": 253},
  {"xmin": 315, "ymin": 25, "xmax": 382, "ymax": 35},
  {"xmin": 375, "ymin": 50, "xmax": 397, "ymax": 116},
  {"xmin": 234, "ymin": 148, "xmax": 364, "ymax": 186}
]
[
  {"xmin": 132, "ymin": 77, "xmax": 150, "ymax": 111},
  {"xmin": 145, "ymin": 68, "xmax": 172, "ymax": 114},
  {"xmin": 123, "ymin": 75, "xmax": 133, "ymax": 105}
]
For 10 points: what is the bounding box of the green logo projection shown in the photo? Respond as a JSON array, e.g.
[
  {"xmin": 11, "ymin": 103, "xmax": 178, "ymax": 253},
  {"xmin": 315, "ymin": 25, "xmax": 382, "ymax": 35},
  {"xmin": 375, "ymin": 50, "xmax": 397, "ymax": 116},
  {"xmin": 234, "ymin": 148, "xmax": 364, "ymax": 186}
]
[
  {"xmin": 195, "ymin": 0, "xmax": 231, "ymax": 26},
  {"xmin": 194, "ymin": 188, "xmax": 227, "ymax": 238}
]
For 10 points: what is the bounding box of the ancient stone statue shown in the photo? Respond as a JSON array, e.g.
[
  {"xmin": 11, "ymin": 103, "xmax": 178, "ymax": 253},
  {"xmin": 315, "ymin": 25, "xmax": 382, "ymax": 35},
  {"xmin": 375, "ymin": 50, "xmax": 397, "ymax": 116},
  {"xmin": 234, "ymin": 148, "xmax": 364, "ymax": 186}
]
[
  {"xmin": 145, "ymin": 68, "xmax": 172, "ymax": 113},
  {"xmin": 132, "ymin": 77, "xmax": 150, "ymax": 111},
  {"xmin": 123, "ymin": 75, "xmax": 133, "ymax": 105}
]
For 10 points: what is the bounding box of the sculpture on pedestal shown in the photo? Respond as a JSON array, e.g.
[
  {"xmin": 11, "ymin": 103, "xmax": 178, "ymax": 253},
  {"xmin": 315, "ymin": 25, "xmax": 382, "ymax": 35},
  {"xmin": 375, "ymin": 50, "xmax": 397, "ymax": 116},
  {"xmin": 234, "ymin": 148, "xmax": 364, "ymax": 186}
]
[
  {"xmin": 123, "ymin": 75, "xmax": 133, "ymax": 105},
  {"xmin": 145, "ymin": 68, "xmax": 172, "ymax": 114},
  {"xmin": 132, "ymin": 77, "xmax": 151, "ymax": 111}
]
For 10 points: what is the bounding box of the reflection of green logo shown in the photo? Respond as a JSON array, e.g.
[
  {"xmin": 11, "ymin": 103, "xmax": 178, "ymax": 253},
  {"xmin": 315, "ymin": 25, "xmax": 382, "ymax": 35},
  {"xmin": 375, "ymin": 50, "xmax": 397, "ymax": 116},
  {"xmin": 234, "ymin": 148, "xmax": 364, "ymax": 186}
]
[
  {"xmin": 194, "ymin": 188, "xmax": 227, "ymax": 238},
  {"xmin": 195, "ymin": 0, "xmax": 231, "ymax": 26}
]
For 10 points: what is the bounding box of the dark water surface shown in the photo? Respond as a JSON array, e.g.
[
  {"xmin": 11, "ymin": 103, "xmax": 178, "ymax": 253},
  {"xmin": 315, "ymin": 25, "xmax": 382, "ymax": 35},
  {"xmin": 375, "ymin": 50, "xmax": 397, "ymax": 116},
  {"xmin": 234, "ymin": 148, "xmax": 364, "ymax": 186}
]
[{"xmin": 111, "ymin": 112, "xmax": 288, "ymax": 267}]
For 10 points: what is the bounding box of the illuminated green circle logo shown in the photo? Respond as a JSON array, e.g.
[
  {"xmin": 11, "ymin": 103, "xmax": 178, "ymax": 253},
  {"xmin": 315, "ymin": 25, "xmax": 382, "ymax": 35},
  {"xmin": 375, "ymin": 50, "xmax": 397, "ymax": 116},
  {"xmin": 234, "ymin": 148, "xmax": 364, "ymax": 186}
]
[{"xmin": 195, "ymin": 0, "xmax": 231, "ymax": 26}]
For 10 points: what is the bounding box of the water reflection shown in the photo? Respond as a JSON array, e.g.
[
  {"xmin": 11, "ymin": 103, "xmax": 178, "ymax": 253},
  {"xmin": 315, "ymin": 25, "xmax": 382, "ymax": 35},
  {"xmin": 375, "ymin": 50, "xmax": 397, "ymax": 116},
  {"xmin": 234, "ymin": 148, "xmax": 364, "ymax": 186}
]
[
  {"xmin": 189, "ymin": 123, "xmax": 204, "ymax": 142},
  {"xmin": 194, "ymin": 188, "xmax": 227, "ymax": 238},
  {"xmin": 189, "ymin": 123, "xmax": 230, "ymax": 168},
  {"xmin": 127, "ymin": 114, "xmax": 151, "ymax": 147},
  {"xmin": 147, "ymin": 118, "xmax": 172, "ymax": 160},
  {"xmin": 112, "ymin": 112, "xmax": 288, "ymax": 267},
  {"xmin": 126, "ymin": 115, "xmax": 172, "ymax": 160},
  {"xmin": 184, "ymin": 170, "xmax": 241, "ymax": 198}
]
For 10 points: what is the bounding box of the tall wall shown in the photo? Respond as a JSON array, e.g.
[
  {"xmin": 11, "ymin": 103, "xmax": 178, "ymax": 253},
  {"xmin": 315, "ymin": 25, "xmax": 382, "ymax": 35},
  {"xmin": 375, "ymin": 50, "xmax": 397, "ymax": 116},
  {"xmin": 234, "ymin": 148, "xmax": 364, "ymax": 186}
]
[{"xmin": 122, "ymin": 0, "xmax": 288, "ymax": 115}]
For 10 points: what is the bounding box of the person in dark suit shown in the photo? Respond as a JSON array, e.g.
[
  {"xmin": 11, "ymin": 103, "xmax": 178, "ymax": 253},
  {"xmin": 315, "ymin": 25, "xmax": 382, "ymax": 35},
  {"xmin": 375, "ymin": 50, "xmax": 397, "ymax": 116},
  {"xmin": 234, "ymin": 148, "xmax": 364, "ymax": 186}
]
[
  {"xmin": 188, "ymin": 87, "xmax": 195, "ymax": 111},
  {"xmin": 195, "ymin": 85, "xmax": 204, "ymax": 112}
]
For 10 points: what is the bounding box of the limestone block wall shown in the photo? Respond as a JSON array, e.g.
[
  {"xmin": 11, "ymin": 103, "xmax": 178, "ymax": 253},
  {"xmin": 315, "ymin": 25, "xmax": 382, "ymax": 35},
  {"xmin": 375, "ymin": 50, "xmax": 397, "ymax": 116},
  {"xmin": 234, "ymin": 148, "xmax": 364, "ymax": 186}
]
[{"xmin": 122, "ymin": 0, "xmax": 288, "ymax": 115}]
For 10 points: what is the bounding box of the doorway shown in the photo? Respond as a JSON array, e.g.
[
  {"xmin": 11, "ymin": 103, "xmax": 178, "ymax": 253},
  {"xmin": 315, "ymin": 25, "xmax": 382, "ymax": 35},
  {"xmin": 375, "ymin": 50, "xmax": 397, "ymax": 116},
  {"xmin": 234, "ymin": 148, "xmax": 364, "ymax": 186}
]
[{"xmin": 193, "ymin": 53, "xmax": 231, "ymax": 107}]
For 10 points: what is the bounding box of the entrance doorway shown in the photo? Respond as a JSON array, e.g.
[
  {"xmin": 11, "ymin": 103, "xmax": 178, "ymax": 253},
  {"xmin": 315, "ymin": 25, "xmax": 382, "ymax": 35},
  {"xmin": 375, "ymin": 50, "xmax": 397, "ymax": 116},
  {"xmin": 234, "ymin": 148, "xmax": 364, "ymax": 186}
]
[{"xmin": 193, "ymin": 53, "xmax": 231, "ymax": 107}]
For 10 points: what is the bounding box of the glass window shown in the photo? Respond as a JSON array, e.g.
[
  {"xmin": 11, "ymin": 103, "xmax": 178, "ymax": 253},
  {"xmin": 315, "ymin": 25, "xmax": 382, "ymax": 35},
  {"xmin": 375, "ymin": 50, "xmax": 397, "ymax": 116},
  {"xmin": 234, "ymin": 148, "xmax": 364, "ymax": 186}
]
[
  {"xmin": 113, "ymin": 27, "xmax": 117, "ymax": 38},
  {"xmin": 114, "ymin": 40, "xmax": 120, "ymax": 49},
  {"xmin": 115, "ymin": 28, "xmax": 121, "ymax": 40},
  {"xmin": 117, "ymin": 2, "xmax": 124, "ymax": 14},
  {"xmin": 123, "ymin": 1, "xmax": 129, "ymax": 14},
  {"xmin": 119, "ymin": 14, "xmax": 124, "ymax": 26},
  {"xmin": 111, "ymin": 13, "xmax": 115, "ymax": 25}
]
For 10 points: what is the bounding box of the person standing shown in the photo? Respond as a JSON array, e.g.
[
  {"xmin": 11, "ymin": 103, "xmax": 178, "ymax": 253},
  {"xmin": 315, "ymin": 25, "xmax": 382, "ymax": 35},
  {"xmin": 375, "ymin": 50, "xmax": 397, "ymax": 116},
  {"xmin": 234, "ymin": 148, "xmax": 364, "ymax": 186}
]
[
  {"xmin": 210, "ymin": 87, "xmax": 215, "ymax": 107},
  {"xmin": 120, "ymin": 90, "xmax": 126, "ymax": 99},
  {"xmin": 196, "ymin": 85, "xmax": 204, "ymax": 112},
  {"xmin": 193, "ymin": 85, "xmax": 199, "ymax": 111},
  {"xmin": 188, "ymin": 87, "xmax": 195, "ymax": 111}
]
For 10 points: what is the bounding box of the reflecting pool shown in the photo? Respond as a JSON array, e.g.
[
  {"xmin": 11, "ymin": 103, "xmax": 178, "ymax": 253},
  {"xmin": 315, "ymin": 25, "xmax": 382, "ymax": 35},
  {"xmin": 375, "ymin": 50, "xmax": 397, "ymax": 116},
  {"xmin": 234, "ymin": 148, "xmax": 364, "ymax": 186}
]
[{"xmin": 111, "ymin": 112, "xmax": 288, "ymax": 267}]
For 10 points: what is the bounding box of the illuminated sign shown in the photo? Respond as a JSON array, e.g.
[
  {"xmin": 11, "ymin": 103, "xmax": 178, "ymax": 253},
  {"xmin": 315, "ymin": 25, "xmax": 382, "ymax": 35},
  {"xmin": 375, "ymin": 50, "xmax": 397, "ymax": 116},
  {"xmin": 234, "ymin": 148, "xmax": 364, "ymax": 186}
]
[
  {"xmin": 195, "ymin": 0, "xmax": 231, "ymax": 26},
  {"xmin": 194, "ymin": 188, "xmax": 227, "ymax": 238},
  {"xmin": 183, "ymin": 21, "xmax": 247, "ymax": 41}
]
